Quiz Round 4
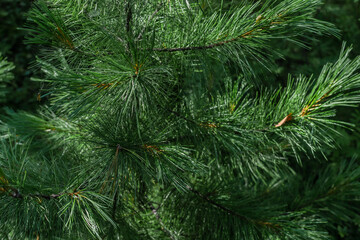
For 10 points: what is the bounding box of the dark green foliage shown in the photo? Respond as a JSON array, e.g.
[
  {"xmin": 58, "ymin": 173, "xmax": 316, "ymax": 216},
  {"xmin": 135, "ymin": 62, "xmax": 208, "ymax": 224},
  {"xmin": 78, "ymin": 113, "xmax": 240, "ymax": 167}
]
[
  {"xmin": 275, "ymin": 0, "xmax": 360, "ymax": 79},
  {"xmin": 1, "ymin": 0, "xmax": 360, "ymax": 239},
  {"xmin": 274, "ymin": 2, "xmax": 360, "ymax": 238},
  {"xmin": 0, "ymin": 0, "xmax": 38, "ymax": 111},
  {"xmin": 0, "ymin": 54, "xmax": 15, "ymax": 101}
]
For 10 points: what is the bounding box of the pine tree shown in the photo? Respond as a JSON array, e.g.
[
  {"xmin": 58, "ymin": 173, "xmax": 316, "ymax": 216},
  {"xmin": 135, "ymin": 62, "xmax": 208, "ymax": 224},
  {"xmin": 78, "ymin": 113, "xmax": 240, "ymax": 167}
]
[{"xmin": 1, "ymin": 0, "xmax": 360, "ymax": 239}]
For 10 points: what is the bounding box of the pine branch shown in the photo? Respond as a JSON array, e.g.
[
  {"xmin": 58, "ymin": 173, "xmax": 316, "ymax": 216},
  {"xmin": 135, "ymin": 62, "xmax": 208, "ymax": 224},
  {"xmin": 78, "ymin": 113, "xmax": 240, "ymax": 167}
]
[
  {"xmin": 295, "ymin": 183, "xmax": 350, "ymax": 211},
  {"xmin": 149, "ymin": 203, "xmax": 176, "ymax": 240},
  {"xmin": 3, "ymin": 186, "xmax": 64, "ymax": 200},
  {"xmin": 290, "ymin": 158, "xmax": 360, "ymax": 216},
  {"xmin": 8, "ymin": 0, "xmax": 360, "ymax": 239},
  {"xmin": 153, "ymin": 30, "xmax": 255, "ymax": 52},
  {"xmin": 186, "ymin": 185, "xmax": 282, "ymax": 231}
]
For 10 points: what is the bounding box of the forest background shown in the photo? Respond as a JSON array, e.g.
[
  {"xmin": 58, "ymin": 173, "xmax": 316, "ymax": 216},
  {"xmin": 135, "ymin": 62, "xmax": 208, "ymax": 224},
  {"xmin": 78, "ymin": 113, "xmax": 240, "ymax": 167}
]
[{"xmin": 0, "ymin": 0, "xmax": 360, "ymax": 238}]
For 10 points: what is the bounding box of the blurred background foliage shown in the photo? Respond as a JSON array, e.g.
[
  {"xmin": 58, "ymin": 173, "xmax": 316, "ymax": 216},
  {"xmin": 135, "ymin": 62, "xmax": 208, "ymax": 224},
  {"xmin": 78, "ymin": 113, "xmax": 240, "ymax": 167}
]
[
  {"xmin": 0, "ymin": 0, "xmax": 38, "ymax": 111},
  {"xmin": 0, "ymin": 0, "xmax": 360, "ymax": 239},
  {"xmin": 275, "ymin": 0, "xmax": 360, "ymax": 78}
]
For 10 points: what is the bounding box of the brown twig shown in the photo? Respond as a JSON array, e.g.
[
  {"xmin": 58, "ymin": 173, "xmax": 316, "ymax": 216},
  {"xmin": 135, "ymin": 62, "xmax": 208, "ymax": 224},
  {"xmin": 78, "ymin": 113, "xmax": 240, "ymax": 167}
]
[
  {"xmin": 143, "ymin": 144, "xmax": 164, "ymax": 155},
  {"xmin": 6, "ymin": 188, "xmax": 64, "ymax": 200},
  {"xmin": 153, "ymin": 33, "xmax": 252, "ymax": 52},
  {"xmin": 275, "ymin": 113, "xmax": 293, "ymax": 128},
  {"xmin": 55, "ymin": 26, "xmax": 74, "ymax": 49},
  {"xmin": 151, "ymin": 11, "xmax": 287, "ymax": 53},
  {"xmin": 1, "ymin": 174, "xmax": 65, "ymax": 200},
  {"xmin": 300, "ymin": 89, "xmax": 333, "ymax": 117}
]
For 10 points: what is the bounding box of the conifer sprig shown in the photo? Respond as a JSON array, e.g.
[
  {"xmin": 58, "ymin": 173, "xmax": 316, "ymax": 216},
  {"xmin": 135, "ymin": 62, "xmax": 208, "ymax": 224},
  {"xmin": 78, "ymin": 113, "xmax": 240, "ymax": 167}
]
[
  {"xmin": 1, "ymin": 0, "xmax": 360, "ymax": 239},
  {"xmin": 24, "ymin": 0, "xmax": 338, "ymax": 118},
  {"xmin": 168, "ymin": 45, "xmax": 360, "ymax": 172}
]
